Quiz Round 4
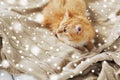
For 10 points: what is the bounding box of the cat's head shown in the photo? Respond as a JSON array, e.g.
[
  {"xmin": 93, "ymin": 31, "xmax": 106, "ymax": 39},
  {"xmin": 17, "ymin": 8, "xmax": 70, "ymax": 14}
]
[{"xmin": 55, "ymin": 11, "xmax": 95, "ymax": 51}]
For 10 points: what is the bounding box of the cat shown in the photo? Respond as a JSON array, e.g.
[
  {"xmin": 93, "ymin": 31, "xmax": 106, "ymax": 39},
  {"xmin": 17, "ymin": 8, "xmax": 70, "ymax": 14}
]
[{"xmin": 42, "ymin": 0, "xmax": 95, "ymax": 51}]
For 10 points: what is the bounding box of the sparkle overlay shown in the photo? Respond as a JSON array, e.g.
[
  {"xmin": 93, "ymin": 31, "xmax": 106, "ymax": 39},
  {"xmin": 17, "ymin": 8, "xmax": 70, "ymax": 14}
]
[{"xmin": 0, "ymin": 0, "xmax": 120, "ymax": 80}]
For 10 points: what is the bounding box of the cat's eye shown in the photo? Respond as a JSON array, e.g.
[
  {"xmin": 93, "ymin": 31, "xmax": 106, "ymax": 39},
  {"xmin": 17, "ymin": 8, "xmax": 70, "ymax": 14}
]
[
  {"xmin": 77, "ymin": 27, "xmax": 81, "ymax": 31},
  {"xmin": 63, "ymin": 28, "xmax": 67, "ymax": 32},
  {"xmin": 75, "ymin": 25, "xmax": 82, "ymax": 33}
]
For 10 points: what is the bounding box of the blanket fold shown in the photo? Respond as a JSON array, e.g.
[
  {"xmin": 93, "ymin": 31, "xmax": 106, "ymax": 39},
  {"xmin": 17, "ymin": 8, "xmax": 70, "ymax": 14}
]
[{"xmin": 0, "ymin": 0, "xmax": 120, "ymax": 80}]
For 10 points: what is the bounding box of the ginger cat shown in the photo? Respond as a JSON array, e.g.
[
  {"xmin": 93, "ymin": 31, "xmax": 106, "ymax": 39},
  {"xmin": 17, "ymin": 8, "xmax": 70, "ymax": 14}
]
[{"xmin": 42, "ymin": 0, "xmax": 95, "ymax": 51}]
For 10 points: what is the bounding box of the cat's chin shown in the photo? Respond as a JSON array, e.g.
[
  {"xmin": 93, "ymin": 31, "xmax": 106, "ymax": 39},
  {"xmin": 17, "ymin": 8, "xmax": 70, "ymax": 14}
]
[
  {"xmin": 56, "ymin": 33, "xmax": 87, "ymax": 49},
  {"xmin": 65, "ymin": 40, "xmax": 88, "ymax": 51},
  {"xmin": 66, "ymin": 40, "xmax": 87, "ymax": 49}
]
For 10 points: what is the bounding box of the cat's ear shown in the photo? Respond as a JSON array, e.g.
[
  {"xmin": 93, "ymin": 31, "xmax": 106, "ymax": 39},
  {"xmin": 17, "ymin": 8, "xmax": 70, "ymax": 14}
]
[
  {"xmin": 60, "ymin": 10, "xmax": 72, "ymax": 25},
  {"xmin": 64, "ymin": 10, "xmax": 72, "ymax": 18}
]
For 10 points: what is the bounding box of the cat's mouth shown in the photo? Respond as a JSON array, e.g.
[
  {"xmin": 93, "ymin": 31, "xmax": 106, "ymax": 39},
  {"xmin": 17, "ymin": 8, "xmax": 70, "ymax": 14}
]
[{"xmin": 55, "ymin": 33, "xmax": 71, "ymax": 43}]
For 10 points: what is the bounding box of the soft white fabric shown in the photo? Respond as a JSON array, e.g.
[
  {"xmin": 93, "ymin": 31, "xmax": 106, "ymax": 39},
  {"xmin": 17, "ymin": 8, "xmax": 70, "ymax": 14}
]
[{"xmin": 0, "ymin": 0, "xmax": 120, "ymax": 80}]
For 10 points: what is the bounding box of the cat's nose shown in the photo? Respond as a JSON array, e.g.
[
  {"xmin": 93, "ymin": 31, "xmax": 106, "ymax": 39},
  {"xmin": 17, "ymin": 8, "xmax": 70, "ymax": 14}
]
[{"xmin": 55, "ymin": 34, "xmax": 58, "ymax": 38}]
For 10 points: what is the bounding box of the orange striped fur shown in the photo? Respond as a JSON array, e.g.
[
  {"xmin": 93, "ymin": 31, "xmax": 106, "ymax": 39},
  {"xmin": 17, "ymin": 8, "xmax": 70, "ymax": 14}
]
[{"xmin": 42, "ymin": 0, "xmax": 95, "ymax": 51}]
